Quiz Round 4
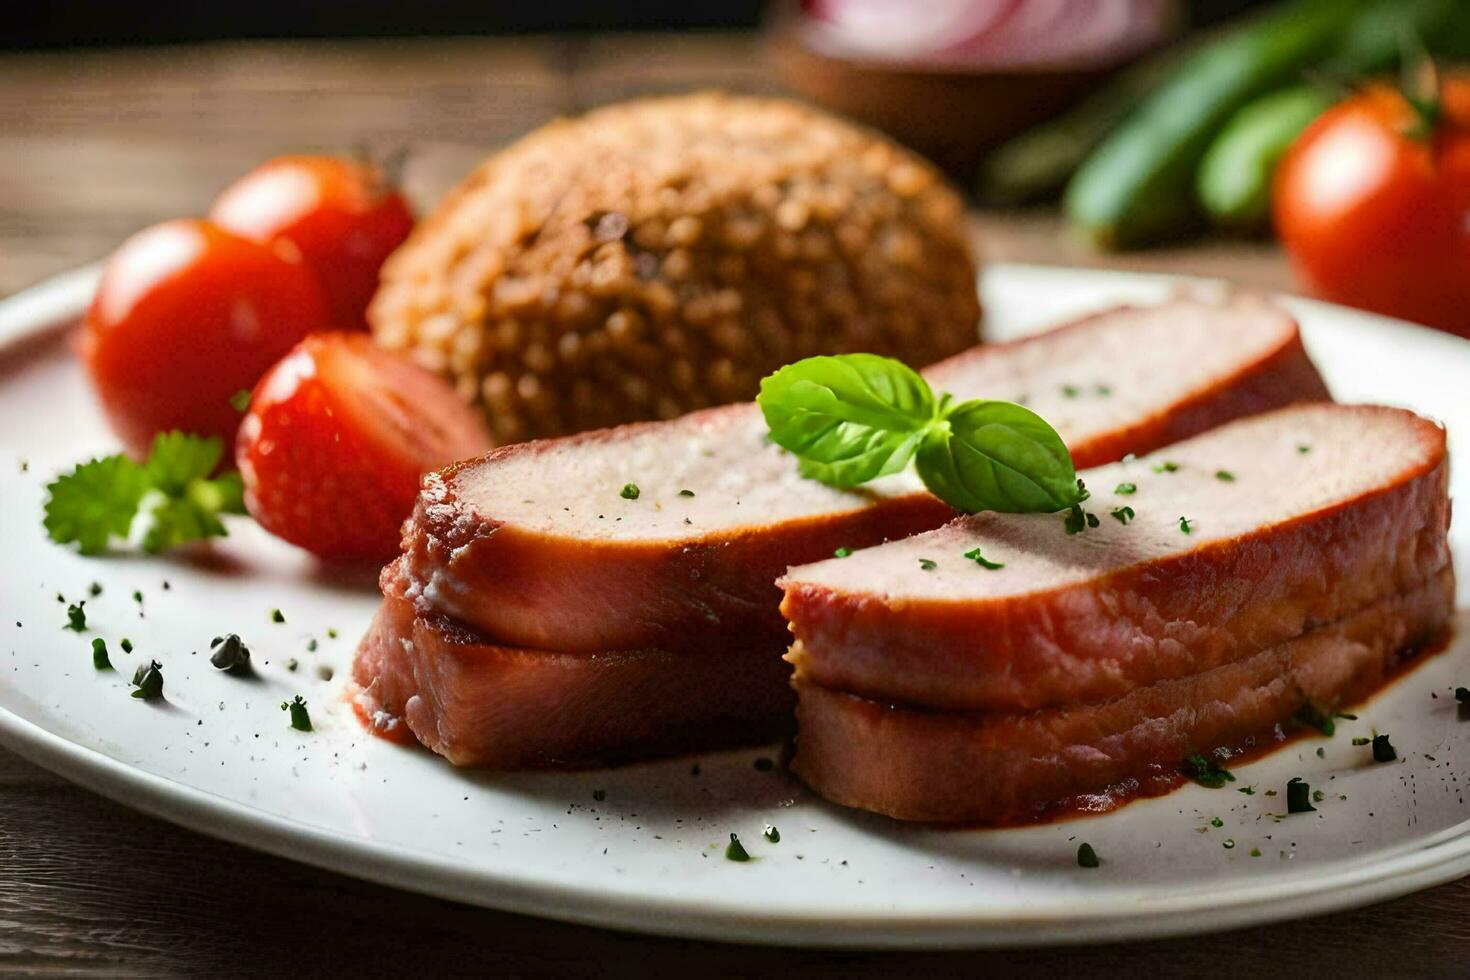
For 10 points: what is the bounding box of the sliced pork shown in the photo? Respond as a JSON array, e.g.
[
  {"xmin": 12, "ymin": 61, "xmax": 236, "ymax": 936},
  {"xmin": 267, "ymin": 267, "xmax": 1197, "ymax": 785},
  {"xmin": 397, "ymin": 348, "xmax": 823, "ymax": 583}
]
[
  {"xmin": 397, "ymin": 298, "xmax": 1327, "ymax": 654},
  {"xmin": 780, "ymin": 403, "xmax": 1454, "ymax": 822}
]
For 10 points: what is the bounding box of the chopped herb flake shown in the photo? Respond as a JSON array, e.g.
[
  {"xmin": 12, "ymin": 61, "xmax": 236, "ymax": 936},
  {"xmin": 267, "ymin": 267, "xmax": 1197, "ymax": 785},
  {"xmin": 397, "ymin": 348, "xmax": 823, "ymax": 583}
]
[
  {"xmin": 1298, "ymin": 444, "xmax": 1311, "ymax": 454},
  {"xmin": 120, "ymin": 638, "xmax": 133, "ymax": 653},
  {"xmin": 326, "ymin": 628, "xmax": 338, "ymax": 639},
  {"xmin": 918, "ymin": 558, "xmax": 937, "ymax": 571},
  {"xmin": 210, "ymin": 633, "xmax": 252, "ymax": 674},
  {"xmin": 229, "ymin": 389, "xmax": 252, "ymax": 412},
  {"xmin": 1061, "ymin": 384, "xmax": 1080, "ymax": 398},
  {"xmin": 1312, "ymin": 789, "xmax": 1325, "ymax": 802},
  {"xmin": 133, "ymin": 590, "xmax": 143, "ymax": 604},
  {"xmin": 1114, "ymin": 482, "xmax": 1137, "ymax": 495},
  {"xmin": 725, "ymin": 833, "xmax": 750, "ymax": 862},
  {"xmin": 1178, "ymin": 516, "xmax": 1193, "ymax": 534},
  {"xmin": 963, "ymin": 547, "xmax": 1004, "ymax": 569},
  {"xmin": 1372, "ymin": 733, "xmax": 1397, "ymax": 762},
  {"xmin": 1110, "ymin": 505, "xmax": 1135, "ymax": 524},
  {"xmin": 1250, "ymin": 847, "xmax": 1262, "ymax": 857},
  {"xmin": 1352, "ymin": 737, "xmax": 1370, "ymax": 746},
  {"xmin": 833, "ymin": 546, "xmax": 852, "ymax": 558},
  {"xmin": 1064, "ymin": 505, "xmax": 1100, "ymax": 534},
  {"xmin": 1286, "ymin": 777, "xmax": 1315, "ymax": 813},
  {"xmin": 678, "ymin": 489, "xmax": 695, "ymax": 497},
  {"xmin": 1153, "ymin": 461, "xmax": 1180, "ymax": 474},
  {"xmin": 1095, "ymin": 384, "xmax": 1112, "ymax": 396},
  {"xmin": 131, "ymin": 660, "xmax": 164, "ymax": 700},
  {"xmin": 88, "ymin": 582, "xmax": 103, "ymax": 597},
  {"xmin": 306, "ymin": 638, "xmax": 318, "ymax": 652},
  {"xmin": 1214, "ymin": 470, "xmax": 1235, "ymax": 482},
  {"xmin": 1210, "ymin": 816, "xmax": 1223, "ymax": 828},
  {"xmin": 91, "ymin": 638, "xmax": 112, "ymax": 671},
  {"xmin": 282, "ymin": 695, "xmax": 312, "ymax": 731},
  {"xmin": 1238, "ymin": 785, "xmax": 1256, "ymax": 795},
  {"xmin": 763, "ymin": 825, "xmax": 781, "ymax": 843},
  {"xmin": 1186, "ymin": 752, "xmax": 1236, "ymax": 788},
  {"xmin": 1077, "ymin": 842, "xmax": 1100, "ymax": 868},
  {"xmin": 64, "ymin": 602, "xmax": 87, "ymax": 632},
  {"xmin": 1294, "ymin": 703, "xmax": 1335, "ymax": 737},
  {"xmin": 270, "ymin": 608, "xmax": 285, "ymax": 624},
  {"xmin": 619, "ymin": 483, "xmax": 640, "ymax": 500}
]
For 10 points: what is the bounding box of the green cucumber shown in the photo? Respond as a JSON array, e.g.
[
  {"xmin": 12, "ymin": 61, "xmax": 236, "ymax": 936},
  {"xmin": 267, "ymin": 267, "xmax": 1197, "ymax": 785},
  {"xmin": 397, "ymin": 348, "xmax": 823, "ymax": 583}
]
[
  {"xmin": 1196, "ymin": 85, "xmax": 1333, "ymax": 231},
  {"xmin": 1063, "ymin": 0, "xmax": 1358, "ymax": 250}
]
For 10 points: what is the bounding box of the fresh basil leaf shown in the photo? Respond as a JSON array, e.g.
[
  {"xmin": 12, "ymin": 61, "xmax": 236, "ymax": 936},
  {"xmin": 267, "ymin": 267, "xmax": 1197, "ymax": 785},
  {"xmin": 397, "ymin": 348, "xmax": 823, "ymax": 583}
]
[
  {"xmin": 758, "ymin": 354, "xmax": 937, "ymax": 488},
  {"xmin": 915, "ymin": 400, "xmax": 1081, "ymax": 513}
]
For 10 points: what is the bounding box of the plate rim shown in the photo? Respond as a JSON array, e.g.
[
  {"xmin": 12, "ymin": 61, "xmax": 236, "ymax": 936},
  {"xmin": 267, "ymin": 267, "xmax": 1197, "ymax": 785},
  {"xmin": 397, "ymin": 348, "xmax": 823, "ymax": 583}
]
[{"xmin": 3, "ymin": 261, "xmax": 1468, "ymax": 949}]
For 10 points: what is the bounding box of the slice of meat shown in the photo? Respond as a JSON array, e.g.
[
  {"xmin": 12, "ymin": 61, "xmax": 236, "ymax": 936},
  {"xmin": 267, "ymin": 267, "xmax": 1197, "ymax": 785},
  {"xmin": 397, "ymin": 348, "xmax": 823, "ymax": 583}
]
[
  {"xmin": 353, "ymin": 562, "xmax": 794, "ymax": 767},
  {"xmin": 399, "ymin": 297, "xmax": 1327, "ymax": 654},
  {"xmin": 780, "ymin": 404, "xmax": 1449, "ymax": 712},
  {"xmin": 789, "ymin": 567, "xmax": 1455, "ymax": 824}
]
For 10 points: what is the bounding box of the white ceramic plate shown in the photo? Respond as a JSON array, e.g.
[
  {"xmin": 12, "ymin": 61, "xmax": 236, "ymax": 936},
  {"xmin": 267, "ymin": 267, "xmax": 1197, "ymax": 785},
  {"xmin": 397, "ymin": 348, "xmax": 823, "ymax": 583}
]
[{"xmin": 1, "ymin": 264, "xmax": 1467, "ymax": 949}]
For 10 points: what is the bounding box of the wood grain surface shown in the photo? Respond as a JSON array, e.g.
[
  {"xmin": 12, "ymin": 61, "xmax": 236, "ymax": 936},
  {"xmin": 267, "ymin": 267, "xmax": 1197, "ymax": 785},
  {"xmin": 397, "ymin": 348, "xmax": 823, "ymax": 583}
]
[{"xmin": 1, "ymin": 32, "xmax": 1463, "ymax": 977}]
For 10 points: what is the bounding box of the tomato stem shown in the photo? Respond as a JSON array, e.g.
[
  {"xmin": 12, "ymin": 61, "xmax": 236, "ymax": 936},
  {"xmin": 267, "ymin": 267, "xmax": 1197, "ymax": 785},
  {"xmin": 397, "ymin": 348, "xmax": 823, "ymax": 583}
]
[{"xmin": 1398, "ymin": 35, "xmax": 1442, "ymax": 141}]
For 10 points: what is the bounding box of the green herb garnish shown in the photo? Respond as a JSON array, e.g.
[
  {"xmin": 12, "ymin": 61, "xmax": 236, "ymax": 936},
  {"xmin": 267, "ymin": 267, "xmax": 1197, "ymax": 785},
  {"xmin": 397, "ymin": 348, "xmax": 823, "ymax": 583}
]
[
  {"xmin": 1115, "ymin": 482, "xmax": 1137, "ymax": 495},
  {"xmin": 1064, "ymin": 504, "xmax": 1101, "ymax": 534},
  {"xmin": 619, "ymin": 483, "xmax": 640, "ymax": 500},
  {"xmin": 763, "ymin": 825, "xmax": 781, "ymax": 844},
  {"xmin": 270, "ymin": 608, "xmax": 285, "ymax": 624},
  {"xmin": 131, "ymin": 660, "xmax": 164, "ymax": 700},
  {"xmin": 1214, "ymin": 470, "xmax": 1235, "ymax": 482},
  {"xmin": 1294, "ymin": 703, "xmax": 1335, "ymax": 737},
  {"xmin": 918, "ymin": 558, "xmax": 937, "ymax": 571},
  {"xmin": 1153, "ymin": 461, "xmax": 1180, "ymax": 474},
  {"xmin": 1185, "ymin": 752, "xmax": 1235, "ymax": 788},
  {"xmin": 678, "ymin": 489, "xmax": 695, "ymax": 497},
  {"xmin": 209, "ymin": 634, "xmax": 252, "ymax": 675},
  {"xmin": 1286, "ymin": 777, "xmax": 1315, "ymax": 813},
  {"xmin": 120, "ymin": 638, "xmax": 133, "ymax": 653},
  {"xmin": 757, "ymin": 354, "xmax": 1083, "ymax": 516},
  {"xmin": 725, "ymin": 833, "xmax": 750, "ymax": 862},
  {"xmin": 1077, "ymin": 842, "xmax": 1100, "ymax": 868},
  {"xmin": 1372, "ymin": 733, "xmax": 1397, "ymax": 762},
  {"xmin": 1352, "ymin": 737, "xmax": 1370, "ymax": 746},
  {"xmin": 1297, "ymin": 444, "xmax": 1311, "ymax": 454},
  {"xmin": 88, "ymin": 582, "xmax": 103, "ymax": 597},
  {"xmin": 963, "ymin": 547, "xmax": 1004, "ymax": 570},
  {"xmin": 91, "ymin": 638, "xmax": 112, "ymax": 671},
  {"xmin": 229, "ymin": 389, "xmax": 252, "ymax": 412},
  {"xmin": 64, "ymin": 602, "xmax": 87, "ymax": 632},
  {"xmin": 43, "ymin": 433, "xmax": 245, "ymax": 555},
  {"xmin": 282, "ymin": 695, "xmax": 312, "ymax": 731},
  {"xmin": 833, "ymin": 546, "xmax": 852, "ymax": 558},
  {"xmin": 1061, "ymin": 384, "xmax": 1080, "ymax": 399},
  {"xmin": 1210, "ymin": 816, "xmax": 1223, "ymax": 828},
  {"xmin": 1110, "ymin": 505, "xmax": 1135, "ymax": 525},
  {"xmin": 1179, "ymin": 516, "xmax": 1193, "ymax": 534}
]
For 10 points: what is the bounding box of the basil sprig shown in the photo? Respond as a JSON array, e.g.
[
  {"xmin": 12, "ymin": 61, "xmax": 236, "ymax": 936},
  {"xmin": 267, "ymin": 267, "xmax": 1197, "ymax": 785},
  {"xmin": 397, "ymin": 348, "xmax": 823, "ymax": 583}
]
[{"xmin": 758, "ymin": 354, "xmax": 1083, "ymax": 514}]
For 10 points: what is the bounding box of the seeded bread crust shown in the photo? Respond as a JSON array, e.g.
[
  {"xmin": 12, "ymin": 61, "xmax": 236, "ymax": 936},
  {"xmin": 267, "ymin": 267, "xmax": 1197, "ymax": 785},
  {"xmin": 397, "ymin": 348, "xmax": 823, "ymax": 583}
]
[{"xmin": 369, "ymin": 92, "xmax": 981, "ymax": 443}]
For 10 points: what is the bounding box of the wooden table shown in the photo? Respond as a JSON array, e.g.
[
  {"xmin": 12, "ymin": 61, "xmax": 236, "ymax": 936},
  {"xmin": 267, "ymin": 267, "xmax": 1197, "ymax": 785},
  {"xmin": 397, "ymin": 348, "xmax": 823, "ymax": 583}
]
[{"xmin": 2, "ymin": 33, "xmax": 1466, "ymax": 976}]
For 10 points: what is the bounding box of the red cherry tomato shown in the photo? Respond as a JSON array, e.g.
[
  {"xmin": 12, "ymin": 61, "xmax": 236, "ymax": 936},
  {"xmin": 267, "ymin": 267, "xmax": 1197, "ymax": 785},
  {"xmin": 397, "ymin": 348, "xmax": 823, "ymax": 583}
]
[
  {"xmin": 1274, "ymin": 75, "xmax": 1470, "ymax": 338},
  {"xmin": 210, "ymin": 155, "xmax": 414, "ymax": 330},
  {"xmin": 237, "ymin": 333, "xmax": 493, "ymax": 563},
  {"xmin": 82, "ymin": 218, "xmax": 330, "ymax": 459}
]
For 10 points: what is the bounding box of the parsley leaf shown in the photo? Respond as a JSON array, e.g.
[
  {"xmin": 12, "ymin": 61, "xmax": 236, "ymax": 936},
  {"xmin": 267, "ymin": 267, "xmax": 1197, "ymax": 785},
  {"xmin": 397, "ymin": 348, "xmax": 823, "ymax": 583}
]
[
  {"xmin": 44, "ymin": 433, "xmax": 246, "ymax": 555},
  {"xmin": 44, "ymin": 455, "xmax": 148, "ymax": 554}
]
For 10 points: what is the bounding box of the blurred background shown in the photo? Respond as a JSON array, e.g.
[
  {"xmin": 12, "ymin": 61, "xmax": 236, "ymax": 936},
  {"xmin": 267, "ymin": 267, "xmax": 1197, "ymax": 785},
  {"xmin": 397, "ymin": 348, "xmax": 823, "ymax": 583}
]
[{"xmin": 3, "ymin": 0, "xmax": 1469, "ymax": 335}]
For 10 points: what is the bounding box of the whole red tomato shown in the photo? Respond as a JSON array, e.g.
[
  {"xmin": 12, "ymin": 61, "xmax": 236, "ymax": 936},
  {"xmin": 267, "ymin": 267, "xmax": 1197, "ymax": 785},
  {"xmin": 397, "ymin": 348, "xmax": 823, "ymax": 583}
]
[
  {"xmin": 1274, "ymin": 75, "xmax": 1470, "ymax": 338},
  {"xmin": 82, "ymin": 218, "xmax": 330, "ymax": 459},
  {"xmin": 210, "ymin": 155, "xmax": 414, "ymax": 330},
  {"xmin": 237, "ymin": 333, "xmax": 492, "ymax": 562}
]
